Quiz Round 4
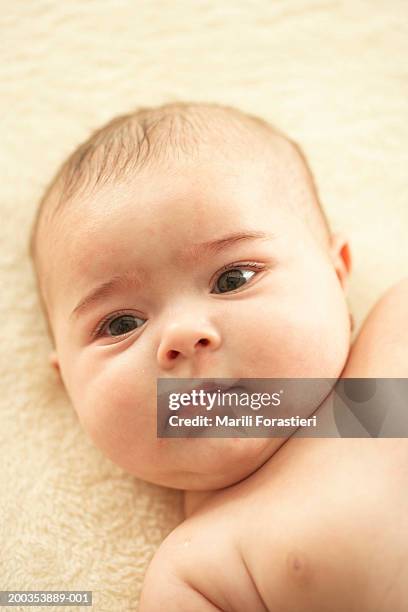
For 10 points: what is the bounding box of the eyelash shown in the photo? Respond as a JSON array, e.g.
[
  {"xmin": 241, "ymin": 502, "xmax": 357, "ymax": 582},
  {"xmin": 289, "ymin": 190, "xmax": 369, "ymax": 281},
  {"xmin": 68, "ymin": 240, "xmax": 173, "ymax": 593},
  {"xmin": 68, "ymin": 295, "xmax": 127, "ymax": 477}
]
[{"xmin": 91, "ymin": 261, "xmax": 266, "ymax": 339}]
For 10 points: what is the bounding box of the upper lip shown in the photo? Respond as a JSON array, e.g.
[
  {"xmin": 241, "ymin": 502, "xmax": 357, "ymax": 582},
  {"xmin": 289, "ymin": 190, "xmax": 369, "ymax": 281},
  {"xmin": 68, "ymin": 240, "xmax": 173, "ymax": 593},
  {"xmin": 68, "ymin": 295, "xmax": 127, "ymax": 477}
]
[
  {"xmin": 183, "ymin": 379, "xmax": 242, "ymax": 395},
  {"xmin": 158, "ymin": 378, "xmax": 241, "ymax": 398}
]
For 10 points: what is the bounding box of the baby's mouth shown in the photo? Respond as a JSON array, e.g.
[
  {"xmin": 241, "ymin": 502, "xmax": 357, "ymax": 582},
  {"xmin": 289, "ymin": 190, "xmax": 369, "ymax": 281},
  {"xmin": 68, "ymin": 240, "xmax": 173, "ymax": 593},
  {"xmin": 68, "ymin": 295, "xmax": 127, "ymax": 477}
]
[{"xmin": 157, "ymin": 380, "xmax": 247, "ymax": 435}]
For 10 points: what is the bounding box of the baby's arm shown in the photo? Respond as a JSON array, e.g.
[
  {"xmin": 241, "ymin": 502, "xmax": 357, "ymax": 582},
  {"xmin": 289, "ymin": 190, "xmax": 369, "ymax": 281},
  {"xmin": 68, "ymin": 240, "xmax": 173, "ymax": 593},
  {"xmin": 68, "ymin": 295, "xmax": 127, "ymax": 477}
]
[
  {"xmin": 341, "ymin": 277, "xmax": 408, "ymax": 377},
  {"xmin": 139, "ymin": 556, "xmax": 220, "ymax": 612}
]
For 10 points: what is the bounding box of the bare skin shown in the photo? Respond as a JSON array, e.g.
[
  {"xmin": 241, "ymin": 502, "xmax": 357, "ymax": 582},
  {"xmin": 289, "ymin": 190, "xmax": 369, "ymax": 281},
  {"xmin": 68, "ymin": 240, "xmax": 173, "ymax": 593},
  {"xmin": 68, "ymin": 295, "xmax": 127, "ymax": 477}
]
[{"xmin": 139, "ymin": 278, "xmax": 408, "ymax": 611}]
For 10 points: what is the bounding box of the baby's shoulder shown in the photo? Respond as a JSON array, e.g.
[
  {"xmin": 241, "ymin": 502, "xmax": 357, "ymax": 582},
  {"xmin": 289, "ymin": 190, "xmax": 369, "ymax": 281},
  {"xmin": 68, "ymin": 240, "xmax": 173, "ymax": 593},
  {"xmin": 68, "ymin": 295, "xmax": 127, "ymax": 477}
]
[{"xmin": 343, "ymin": 276, "xmax": 408, "ymax": 377}]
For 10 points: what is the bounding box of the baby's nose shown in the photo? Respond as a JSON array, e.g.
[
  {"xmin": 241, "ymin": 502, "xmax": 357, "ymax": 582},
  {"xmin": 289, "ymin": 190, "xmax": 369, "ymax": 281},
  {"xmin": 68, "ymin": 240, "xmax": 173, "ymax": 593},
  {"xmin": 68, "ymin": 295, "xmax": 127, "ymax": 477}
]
[{"xmin": 157, "ymin": 320, "xmax": 221, "ymax": 369}]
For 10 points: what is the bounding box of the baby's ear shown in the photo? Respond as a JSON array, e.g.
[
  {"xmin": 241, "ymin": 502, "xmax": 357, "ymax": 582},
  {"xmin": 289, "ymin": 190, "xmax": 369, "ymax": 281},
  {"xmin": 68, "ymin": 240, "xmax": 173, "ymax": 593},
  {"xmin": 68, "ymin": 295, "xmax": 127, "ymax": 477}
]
[
  {"xmin": 329, "ymin": 233, "xmax": 352, "ymax": 292},
  {"xmin": 49, "ymin": 350, "xmax": 62, "ymax": 382}
]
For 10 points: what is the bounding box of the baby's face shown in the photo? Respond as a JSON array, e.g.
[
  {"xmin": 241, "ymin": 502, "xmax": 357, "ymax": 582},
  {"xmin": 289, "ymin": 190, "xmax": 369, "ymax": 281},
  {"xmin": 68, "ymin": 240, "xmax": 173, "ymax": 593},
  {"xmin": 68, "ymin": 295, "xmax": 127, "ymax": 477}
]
[{"xmin": 45, "ymin": 147, "xmax": 351, "ymax": 490}]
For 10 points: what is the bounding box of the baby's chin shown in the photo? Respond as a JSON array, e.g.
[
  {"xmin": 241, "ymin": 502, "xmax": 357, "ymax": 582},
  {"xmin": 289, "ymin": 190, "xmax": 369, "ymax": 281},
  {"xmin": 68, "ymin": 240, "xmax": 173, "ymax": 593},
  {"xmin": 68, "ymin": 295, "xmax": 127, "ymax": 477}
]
[{"xmin": 153, "ymin": 436, "xmax": 284, "ymax": 490}]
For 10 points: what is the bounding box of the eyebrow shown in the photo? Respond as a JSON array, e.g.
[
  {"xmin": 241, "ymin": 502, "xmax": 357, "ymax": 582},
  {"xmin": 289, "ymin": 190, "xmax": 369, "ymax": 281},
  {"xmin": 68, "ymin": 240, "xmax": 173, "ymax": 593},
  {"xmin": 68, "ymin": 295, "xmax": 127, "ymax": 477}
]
[{"xmin": 70, "ymin": 230, "xmax": 272, "ymax": 320}]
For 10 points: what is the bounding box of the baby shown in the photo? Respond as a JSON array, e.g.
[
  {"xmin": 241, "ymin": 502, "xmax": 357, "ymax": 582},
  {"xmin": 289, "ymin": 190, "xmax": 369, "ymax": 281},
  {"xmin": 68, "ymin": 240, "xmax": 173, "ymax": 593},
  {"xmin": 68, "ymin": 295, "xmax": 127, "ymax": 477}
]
[{"xmin": 28, "ymin": 101, "xmax": 408, "ymax": 610}]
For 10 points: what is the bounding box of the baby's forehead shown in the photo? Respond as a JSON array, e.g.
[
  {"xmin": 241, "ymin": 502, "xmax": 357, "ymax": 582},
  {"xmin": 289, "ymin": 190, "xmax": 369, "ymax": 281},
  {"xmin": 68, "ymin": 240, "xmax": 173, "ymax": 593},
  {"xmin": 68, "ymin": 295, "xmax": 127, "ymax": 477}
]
[
  {"xmin": 58, "ymin": 146, "xmax": 301, "ymax": 230},
  {"xmin": 43, "ymin": 155, "xmax": 313, "ymax": 282},
  {"xmin": 39, "ymin": 119, "xmax": 306, "ymax": 236},
  {"xmin": 38, "ymin": 128, "xmax": 321, "ymax": 275}
]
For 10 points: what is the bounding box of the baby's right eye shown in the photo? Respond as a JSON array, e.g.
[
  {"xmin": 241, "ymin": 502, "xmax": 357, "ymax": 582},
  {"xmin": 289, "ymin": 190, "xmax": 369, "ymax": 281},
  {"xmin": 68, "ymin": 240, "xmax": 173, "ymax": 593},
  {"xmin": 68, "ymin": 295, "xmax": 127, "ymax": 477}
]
[{"xmin": 94, "ymin": 313, "xmax": 146, "ymax": 338}]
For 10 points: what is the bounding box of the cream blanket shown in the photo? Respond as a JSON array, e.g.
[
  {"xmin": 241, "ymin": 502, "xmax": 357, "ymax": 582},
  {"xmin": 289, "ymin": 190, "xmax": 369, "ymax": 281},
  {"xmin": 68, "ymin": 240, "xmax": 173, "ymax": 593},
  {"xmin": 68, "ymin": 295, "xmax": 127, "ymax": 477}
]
[{"xmin": 1, "ymin": 1, "xmax": 407, "ymax": 610}]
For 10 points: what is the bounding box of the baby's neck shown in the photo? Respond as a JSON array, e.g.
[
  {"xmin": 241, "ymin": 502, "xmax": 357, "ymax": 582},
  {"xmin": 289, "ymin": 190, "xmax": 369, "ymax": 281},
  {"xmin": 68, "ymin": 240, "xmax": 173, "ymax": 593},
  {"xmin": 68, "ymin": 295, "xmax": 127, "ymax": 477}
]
[
  {"xmin": 183, "ymin": 489, "xmax": 215, "ymax": 518},
  {"xmin": 183, "ymin": 441, "xmax": 284, "ymax": 519},
  {"xmin": 183, "ymin": 448, "xmax": 279, "ymax": 519},
  {"xmin": 183, "ymin": 388, "xmax": 341, "ymax": 519},
  {"xmin": 183, "ymin": 444, "xmax": 278, "ymax": 519}
]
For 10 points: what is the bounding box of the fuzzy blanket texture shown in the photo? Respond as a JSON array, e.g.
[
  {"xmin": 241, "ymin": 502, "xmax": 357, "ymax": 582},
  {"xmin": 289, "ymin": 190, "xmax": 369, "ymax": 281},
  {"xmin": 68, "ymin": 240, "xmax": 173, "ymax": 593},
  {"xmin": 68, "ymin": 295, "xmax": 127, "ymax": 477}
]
[{"xmin": 1, "ymin": 1, "xmax": 407, "ymax": 610}]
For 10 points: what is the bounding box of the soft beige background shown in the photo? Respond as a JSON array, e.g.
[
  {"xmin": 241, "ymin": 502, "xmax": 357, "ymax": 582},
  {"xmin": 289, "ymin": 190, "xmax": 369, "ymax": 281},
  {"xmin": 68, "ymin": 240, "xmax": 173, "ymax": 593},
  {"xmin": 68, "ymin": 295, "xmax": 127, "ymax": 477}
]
[{"xmin": 1, "ymin": 1, "xmax": 407, "ymax": 610}]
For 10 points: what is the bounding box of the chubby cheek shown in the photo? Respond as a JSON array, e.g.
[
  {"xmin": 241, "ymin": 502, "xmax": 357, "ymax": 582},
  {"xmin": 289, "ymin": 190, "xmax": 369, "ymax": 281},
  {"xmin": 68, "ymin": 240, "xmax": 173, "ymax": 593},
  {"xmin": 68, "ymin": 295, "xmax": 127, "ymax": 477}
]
[
  {"xmin": 231, "ymin": 282, "xmax": 350, "ymax": 378},
  {"xmin": 64, "ymin": 352, "xmax": 156, "ymax": 469}
]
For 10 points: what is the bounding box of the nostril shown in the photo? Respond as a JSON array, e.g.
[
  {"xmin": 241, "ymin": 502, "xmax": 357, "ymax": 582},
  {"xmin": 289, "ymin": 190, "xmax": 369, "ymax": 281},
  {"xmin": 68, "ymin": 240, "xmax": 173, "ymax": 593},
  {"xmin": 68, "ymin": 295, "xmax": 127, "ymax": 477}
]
[{"xmin": 166, "ymin": 339, "xmax": 210, "ymax": 360}]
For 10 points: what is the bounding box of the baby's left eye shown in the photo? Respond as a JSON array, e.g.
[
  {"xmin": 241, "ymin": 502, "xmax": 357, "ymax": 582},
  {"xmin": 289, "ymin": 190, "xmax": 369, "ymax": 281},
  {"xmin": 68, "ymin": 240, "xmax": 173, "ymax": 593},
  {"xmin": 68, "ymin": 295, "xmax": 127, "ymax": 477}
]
[{"xmin": 212, "ymin": 267, "xmax": 258, "ymax": 294}]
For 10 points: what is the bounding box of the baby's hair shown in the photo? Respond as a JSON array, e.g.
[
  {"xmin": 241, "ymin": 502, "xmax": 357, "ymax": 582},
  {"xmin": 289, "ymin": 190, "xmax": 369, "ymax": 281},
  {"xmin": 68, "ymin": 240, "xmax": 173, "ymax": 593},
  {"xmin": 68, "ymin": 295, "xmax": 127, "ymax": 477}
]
[{"xmin": 28, "ymin": 100, "xmax": 331, "ymax": 346}]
